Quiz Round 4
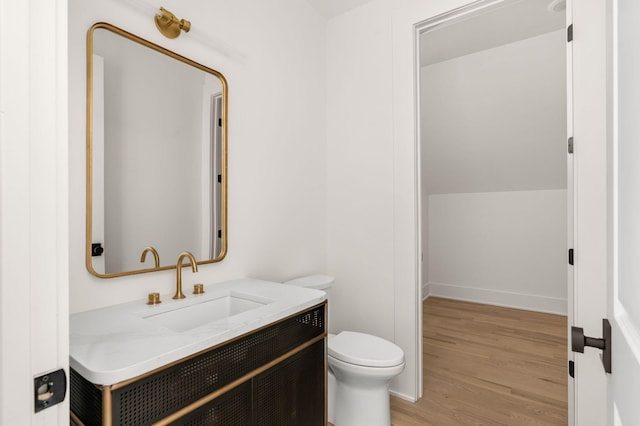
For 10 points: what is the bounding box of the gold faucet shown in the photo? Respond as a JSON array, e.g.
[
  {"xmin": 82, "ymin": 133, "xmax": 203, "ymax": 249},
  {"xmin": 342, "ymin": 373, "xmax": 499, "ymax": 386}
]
[
  {"xmin": 140, "ymin": 246, "xmax": 160, "ymax": 268},
  {"xmin": 173, "ymin": 251, "xmax": 198, "ymax": 300}
]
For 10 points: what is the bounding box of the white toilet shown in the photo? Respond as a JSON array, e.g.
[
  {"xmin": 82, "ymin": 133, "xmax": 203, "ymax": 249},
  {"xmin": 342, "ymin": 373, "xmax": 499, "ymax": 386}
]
[{"xmin": 284, "ymin": 275, "xmax": 405, "ymax": 426}]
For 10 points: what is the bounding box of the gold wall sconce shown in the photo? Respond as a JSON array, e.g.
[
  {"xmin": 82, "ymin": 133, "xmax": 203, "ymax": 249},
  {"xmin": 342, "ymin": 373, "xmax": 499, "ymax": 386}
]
[{"xmin": 155, "ymin": 7, "xmax": 191, "ymax": 39}]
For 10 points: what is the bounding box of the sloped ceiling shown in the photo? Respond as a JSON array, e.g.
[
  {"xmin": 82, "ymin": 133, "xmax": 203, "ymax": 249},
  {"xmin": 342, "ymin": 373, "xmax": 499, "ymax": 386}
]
[
  {"xmin": 420, "ymin": 0, "xmax": 567, "ymax": 195},
  {"xmin": 420, "ymin": 0, "xmax": 565, "ymax": 66}
]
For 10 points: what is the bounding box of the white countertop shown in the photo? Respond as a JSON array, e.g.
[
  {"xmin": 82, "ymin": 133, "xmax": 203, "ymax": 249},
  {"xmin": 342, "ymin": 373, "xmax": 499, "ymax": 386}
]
[{"xmin": 69, "ymin": 278, "xmax": 326, "ymax": 385}]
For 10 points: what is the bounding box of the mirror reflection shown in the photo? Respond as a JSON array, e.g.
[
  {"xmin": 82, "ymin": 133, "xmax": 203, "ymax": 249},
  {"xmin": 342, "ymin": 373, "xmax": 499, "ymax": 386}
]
[{"xmin": 87, "ymin": 23, "xmax": 227, "ymax": 278}]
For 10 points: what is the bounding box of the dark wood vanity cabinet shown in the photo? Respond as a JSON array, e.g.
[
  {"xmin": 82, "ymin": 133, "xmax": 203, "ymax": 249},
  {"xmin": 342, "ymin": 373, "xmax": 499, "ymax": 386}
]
[
  {"xmin": 253, "ymin": 339, "xmax": 325, "ymax": 424},
  {"xmin": 70, "ymin": 303, "xmax": 326, "ymax": 426}
]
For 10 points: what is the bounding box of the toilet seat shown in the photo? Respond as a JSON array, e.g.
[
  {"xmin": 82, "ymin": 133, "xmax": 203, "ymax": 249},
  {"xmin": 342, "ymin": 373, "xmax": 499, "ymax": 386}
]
[{"xmin": 329, "ymin": 331, "xmax": 404, "ymax": 367}]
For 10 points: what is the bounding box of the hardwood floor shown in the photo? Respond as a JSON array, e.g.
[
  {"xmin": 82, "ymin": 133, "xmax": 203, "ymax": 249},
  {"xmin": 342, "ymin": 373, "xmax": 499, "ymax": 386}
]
[{"xmin": 390, "ymin": 297, "xmax": 568, "ymax": 425}]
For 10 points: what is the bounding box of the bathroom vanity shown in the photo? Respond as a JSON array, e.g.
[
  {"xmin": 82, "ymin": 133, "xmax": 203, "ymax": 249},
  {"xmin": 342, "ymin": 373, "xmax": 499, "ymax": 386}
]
[{"xmin": 70, "ymin": 279, "xmax": 327, "ymax": 425}]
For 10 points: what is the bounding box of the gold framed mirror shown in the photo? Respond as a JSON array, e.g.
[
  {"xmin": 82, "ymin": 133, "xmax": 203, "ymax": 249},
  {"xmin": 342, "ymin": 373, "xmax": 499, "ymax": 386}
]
[{"xmin": 86, "ymin": 23, "xmax": 227, "ymax": 278}]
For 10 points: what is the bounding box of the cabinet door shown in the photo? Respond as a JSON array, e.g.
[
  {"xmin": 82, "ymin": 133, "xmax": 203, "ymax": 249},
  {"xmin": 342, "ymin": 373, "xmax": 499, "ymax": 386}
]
[
  {"xmin": 168, "ymin": 382, "xmax": 252, "ymax": 426},
  {"xmin": 254, "ymin": 340, "xmax": 325, "ymax": 426}
]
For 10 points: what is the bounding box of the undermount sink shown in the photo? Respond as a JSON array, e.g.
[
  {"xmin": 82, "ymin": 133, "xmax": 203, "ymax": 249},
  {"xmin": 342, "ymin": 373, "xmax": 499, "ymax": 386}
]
[
  {"xmin": 70, "ymin": 278, "xmax": 327, "ymax": 385},
  {"xmin": 140, "ymin": 292, "xmax": 272, "ymax": 332}
]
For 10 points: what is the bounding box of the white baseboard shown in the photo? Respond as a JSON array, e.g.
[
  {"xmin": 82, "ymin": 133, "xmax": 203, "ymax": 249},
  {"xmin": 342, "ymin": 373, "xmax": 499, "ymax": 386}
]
[
  {"xmin": 389, "ymin": 389, "xmax": 416, "ymax": 402},
  {"xmin": 427, "ymin": 282, "xmax": 567, "ymax": 315},
  {"xmin": 422, "ymin": 282, "xmax": 430, "ymax": 301}
]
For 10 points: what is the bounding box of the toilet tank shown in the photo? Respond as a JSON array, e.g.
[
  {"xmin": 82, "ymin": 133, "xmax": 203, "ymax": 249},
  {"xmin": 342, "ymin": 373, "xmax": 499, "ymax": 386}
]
[
  {"xmin": 285, "ymin": 274, "xmax": 334, "ymax": 334},
  {"xmin": 284, "ymin": 275, "xmax": 334, "ymax": 301}
]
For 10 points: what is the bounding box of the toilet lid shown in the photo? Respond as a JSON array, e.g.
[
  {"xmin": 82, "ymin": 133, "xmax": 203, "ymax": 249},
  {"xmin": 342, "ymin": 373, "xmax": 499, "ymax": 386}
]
[{"xmin": 329, "ymin": 331, "xmax": 404, "ymax": 367}]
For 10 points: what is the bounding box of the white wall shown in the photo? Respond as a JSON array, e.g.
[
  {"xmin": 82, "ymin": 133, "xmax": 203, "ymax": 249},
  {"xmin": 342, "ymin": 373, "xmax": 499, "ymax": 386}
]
[
  {"xmin": 326, "ymin": 2, "xmax": 396, "ymax": 346},
  {"xmin": 69, "ymin": 0, "xmax": 327, "ymax": 312},
  {"xmin": 421, "ymin": 30, "xmax": 567, "ymax": 195},
  {"xmin": 327, "ymin": 0, "xmax": 408, "ymax": 397},
  {"xmin": 326, "ymin": 0, "xmax": 463, "ymax": 400},
  {"xmin": 428, "ymin": 190, "xmax": 567, "ymax": 314}
]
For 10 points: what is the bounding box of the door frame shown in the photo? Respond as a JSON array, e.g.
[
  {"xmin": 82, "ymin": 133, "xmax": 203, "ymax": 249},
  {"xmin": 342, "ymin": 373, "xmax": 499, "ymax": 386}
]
[
  {"xmin": 410, "ymin": 0, "xmax": 563, "ymax": 402},
  {"xmin": 398, "ymin": 0, "xmax": 607, "ymax": 421},
  {"xmin": 568, "ymin": 0, "xmax": 610, "ymax": 424}
]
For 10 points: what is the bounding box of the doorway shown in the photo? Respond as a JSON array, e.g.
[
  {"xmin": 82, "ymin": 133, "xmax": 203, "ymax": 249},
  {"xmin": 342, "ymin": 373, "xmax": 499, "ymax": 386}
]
[{"xmin": 416, "ymin": 0, "xmax": 569, "ymax": 418}]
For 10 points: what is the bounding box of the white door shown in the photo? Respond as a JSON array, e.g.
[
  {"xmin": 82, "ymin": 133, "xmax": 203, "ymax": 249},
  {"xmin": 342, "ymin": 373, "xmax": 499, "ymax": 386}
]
[
  {"xmin": 0, "ymin": 0, "xmax": 69, "ymax": 424},
  {"xmin": 610, "ymin": 0, "xmax": 640, "ymax": 423},
  {"xmin": 572, "ymin": 0, "xmax": 640, "ymax": 424}
]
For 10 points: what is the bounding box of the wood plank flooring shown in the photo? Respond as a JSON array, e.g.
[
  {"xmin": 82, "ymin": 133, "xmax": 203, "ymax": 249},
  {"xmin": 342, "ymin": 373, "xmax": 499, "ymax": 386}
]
[{"xmin": 390, "ymin": 297, "xmax": 568, "ymax": 425}]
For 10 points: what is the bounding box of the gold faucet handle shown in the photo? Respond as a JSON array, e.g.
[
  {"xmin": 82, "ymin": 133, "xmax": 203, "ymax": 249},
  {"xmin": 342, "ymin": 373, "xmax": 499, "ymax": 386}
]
[
  {"xmin": 147, "ymin": 292, "xmax": 161, "ymax": 305},
  {"xmin": 193, "ymin": 283, "xmax": 205, "ymax": 295}
]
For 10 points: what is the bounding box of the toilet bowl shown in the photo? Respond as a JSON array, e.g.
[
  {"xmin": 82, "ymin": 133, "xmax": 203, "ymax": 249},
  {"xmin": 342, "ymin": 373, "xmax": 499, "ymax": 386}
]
[
  {"xmin": 328, "ymin": 331, "xmax": 405, "ymax": 425},
  {"xmin": 284, "ymin": 275, "xmax": 405, "ymax": 426}
]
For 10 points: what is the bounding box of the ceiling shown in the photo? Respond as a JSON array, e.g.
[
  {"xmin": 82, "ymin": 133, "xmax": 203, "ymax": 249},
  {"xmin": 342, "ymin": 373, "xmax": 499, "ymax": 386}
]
[
  {"xmin": 304, "ymin": 0, "xmax": 565, "ymax": 67},
  {"xmin": 305, "ymin": 0, "xmax": 376, "ymax": 18},
  {"xmin": 420, "ymin": 0, "xmax": 565, "ymax": 66}
]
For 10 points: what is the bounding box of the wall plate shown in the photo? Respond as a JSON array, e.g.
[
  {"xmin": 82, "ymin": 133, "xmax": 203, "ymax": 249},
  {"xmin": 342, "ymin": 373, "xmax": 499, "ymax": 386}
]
[{"xmin": 34, "ymin": 368, "xmax": 66, "ymax": 412}]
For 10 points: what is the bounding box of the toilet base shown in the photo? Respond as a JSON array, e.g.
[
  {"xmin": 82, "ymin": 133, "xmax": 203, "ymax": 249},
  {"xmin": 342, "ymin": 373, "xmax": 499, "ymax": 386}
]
[
  {"xmin": 333, "ymin": 379, "xmax": 391, "ymax": 426},
  {"xmin": 328, "ymin": 356, "xmax": 404, "ymax": 426}
]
